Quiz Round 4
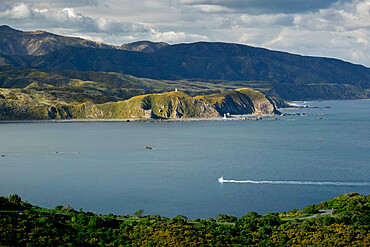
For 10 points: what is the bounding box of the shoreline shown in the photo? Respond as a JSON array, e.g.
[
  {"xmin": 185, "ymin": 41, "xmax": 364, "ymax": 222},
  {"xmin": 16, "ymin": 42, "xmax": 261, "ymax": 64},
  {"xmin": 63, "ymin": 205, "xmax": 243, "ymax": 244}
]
[
  {"xmin": 1, "ymin": 99, "xmax": 367, "ymax": 124},
  {"xmin": 0, "ymin": 114, "xmax": 276, "ymax": 123}
]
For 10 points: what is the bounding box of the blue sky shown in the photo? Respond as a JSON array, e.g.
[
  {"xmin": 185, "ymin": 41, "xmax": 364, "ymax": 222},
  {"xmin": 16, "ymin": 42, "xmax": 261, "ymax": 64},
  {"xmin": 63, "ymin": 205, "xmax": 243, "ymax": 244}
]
[{"xmin": 0, "ymin": 0, "xmax": 369, "ymax": 67}]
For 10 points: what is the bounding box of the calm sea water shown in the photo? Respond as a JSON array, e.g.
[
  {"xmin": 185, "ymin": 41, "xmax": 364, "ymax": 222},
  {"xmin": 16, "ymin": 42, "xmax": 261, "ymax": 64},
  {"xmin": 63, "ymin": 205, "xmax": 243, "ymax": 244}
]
[{"xmin": 0, "ymin": 100, "xmax": 369, "ymax": 218}]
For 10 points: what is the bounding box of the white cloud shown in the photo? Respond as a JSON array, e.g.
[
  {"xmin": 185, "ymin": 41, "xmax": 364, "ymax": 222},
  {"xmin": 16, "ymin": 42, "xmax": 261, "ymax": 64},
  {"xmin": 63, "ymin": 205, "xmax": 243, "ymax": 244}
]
[
  {"xmin": 149, "ymin": 29, "xmax": 208, "ymax": 43},
  {"xmin": 181, "ymin": 0, "xmax": 350, "ymax": 14},
  {"xmin": 0, "ymin": 3, "xmax": 150, "ymax": 34},
  {"xmin": 261, "ymin": 0, "xmax": 370, "ymax": 65},
  {"xmin": 0, "ymin": 2, "xmax": 33, "ymax": 19},
  {"xmin": 293, "ymin": 0, "xmax": 370, "ymax": 31},
  {"xmin": 192, "ymin": 4, "xmax": 230, "ymax": 13},
  {"xmin": 0, "ymin": 0, "xmax": 99, "ymax": 8},
  {"xmin": 236, "ymin": 13, "xmax": 293, "ymax": 27}
]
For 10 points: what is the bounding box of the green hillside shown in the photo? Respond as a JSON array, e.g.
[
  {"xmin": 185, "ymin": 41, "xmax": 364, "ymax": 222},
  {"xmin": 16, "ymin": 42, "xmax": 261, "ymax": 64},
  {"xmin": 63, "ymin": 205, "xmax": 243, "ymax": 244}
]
[{"xmin": 0, "ymin": 81, "xmax": 280, "ymax": 120}]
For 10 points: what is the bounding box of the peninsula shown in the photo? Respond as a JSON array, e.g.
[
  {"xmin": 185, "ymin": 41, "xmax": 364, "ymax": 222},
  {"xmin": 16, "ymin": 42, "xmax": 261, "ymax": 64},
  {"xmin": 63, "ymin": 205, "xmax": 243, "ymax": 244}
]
[{"xmin": 0, "ymin": 85, "xmax": 280, "ymax": 120}]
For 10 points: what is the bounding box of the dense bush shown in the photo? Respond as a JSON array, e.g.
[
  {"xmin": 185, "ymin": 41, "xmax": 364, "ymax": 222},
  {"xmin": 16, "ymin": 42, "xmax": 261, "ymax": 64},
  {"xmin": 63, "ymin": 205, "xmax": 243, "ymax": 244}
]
[
  {"xmin": 0, "ymin": 194, "xmax": 31, "ymax": 211},
  {"xmin": 0, "ymin": 193, "xmax": 369, "ymax": 246}
]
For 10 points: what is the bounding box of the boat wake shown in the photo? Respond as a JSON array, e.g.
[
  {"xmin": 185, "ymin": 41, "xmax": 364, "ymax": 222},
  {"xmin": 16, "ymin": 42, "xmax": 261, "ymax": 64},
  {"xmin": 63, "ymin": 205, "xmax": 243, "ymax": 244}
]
[{"xmin": 218, "ymin": 177, "xmax": 370, "ymax": 186}]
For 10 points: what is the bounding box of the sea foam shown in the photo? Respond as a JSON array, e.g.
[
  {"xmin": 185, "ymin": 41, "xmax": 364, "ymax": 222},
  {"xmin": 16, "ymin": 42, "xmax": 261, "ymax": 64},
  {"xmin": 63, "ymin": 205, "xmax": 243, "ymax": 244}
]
[{"xmin": 219, "ymin": 178, "xmax": 370, "ymax": 186}]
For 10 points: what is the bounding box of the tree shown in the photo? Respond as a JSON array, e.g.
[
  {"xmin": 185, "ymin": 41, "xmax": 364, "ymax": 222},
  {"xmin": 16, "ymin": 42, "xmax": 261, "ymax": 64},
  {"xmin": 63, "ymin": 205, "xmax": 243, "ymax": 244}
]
[
  {"xmin": 216, "ymin": 214, "xmax": 237, "ymax": 223},
  {"xmin": 171, "ymin": 215, "xmax": 188, "ymax": 224},
  {"xmin": 134, "ymin": 209, "xmax": 144, "ymax": 218},
  {"xmin": 8, "ymin": 194, "xmax": 21, "ymax": 205},
  {"xmin": 303, "ymin": 204, "xmax": 319, "ymax": 214}
]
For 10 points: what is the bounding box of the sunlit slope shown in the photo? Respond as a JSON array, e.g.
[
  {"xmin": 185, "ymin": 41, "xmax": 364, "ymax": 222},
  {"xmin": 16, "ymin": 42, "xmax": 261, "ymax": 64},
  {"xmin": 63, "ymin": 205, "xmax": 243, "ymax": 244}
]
[
  {"xmin": 0, "ymin": 88, "xmax": 279, "ymax": 120},
  {"xmin": 0, "ymin": 25, "xmax": 114, "ymax": 56}
]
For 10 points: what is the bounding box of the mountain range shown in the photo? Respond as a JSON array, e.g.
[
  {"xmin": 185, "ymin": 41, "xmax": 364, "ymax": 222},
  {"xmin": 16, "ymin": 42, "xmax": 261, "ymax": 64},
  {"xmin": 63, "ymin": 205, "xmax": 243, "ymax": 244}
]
[{"xmin": 0, "ymin": 25, "xmax": 369, "ymax": 115}]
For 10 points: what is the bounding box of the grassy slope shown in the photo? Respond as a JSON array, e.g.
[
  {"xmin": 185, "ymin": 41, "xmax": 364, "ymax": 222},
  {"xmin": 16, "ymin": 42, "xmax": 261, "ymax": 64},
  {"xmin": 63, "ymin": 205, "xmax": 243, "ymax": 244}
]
[
  {"xmin": 97, "ymin": 91, "xmax": 220, "ymax": 119},
  {"xmin": 0, "ymin": 67, "xmax": 287, "ymax": 120},
  {"xmin": 0, "ymin": 85, "xmax": 279, "ymax": 120}
]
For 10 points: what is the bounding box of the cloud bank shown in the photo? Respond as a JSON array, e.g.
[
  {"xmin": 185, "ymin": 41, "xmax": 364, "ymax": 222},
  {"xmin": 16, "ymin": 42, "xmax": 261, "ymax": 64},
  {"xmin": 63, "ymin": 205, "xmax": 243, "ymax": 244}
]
[{"xmin": 181, "ymin": 0, "xmax": 353, "ymax": 13}]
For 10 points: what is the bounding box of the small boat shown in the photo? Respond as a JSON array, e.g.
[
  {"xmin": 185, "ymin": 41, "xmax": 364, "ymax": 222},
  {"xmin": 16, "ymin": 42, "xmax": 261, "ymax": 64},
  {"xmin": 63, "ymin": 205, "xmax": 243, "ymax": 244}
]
[{"xmin": 218, "ymin": 176, "xmax": 225, "ymax": 183}]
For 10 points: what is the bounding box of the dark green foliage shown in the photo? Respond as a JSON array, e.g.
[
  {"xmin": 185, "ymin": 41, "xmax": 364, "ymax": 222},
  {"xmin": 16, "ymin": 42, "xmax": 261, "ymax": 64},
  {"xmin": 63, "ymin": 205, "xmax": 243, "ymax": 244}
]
[
  {"xmin": 317, "ymin": 193, "xmax": 370, "ymax": 226},
  {"xmin": 59, "ymin": 205, "xmax": 77, "ymax": 213},
  {"xmin": 303, "ymin": 204, "xmax": 319, "ymax": 214},
  {"xmin": 0, "ymin": 211, "xmax": 78, "ymax": 246},
  {"xmin": 134, "ymin": 209, "xmax": 144, "ymax": 218},
  {"xmin": 0, "ymin": 193, "xmax": 369, "ymax": 246},
  {"xmin": 171, "ymin": 214, "xmax": 188, "ymax": 224},
  {"xmin": 217, "ymin": 214, "xmax": 238, "ymax": 223},
  {"xmin": 0, "ymin": 194, "xmax": 31, "ymax": 211},
  {"xmin": 7, "ymin": 194, "xmax": 21, "ymax": 205}
]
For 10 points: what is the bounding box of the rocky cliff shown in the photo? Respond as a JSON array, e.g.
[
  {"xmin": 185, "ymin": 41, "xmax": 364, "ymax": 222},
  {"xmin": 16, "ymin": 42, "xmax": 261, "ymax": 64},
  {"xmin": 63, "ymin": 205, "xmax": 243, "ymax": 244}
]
[{"xmin": 195, "ymin": 88, "xmax": 279, "ymax": 115}]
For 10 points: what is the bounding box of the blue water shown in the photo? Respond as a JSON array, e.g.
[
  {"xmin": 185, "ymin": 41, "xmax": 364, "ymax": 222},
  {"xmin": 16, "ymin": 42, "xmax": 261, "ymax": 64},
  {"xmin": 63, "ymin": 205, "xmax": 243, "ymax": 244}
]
[{"xmin": 0, "ymin": 100, "xmax": 369, "ymax": 218}]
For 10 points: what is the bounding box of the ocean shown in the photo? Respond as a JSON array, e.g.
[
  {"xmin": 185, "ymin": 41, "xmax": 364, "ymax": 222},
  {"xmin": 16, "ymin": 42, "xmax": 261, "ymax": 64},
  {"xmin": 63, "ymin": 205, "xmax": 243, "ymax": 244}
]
[{"xmin": 0, "ymin": 100, "xmax": 369, "ymax": 218}]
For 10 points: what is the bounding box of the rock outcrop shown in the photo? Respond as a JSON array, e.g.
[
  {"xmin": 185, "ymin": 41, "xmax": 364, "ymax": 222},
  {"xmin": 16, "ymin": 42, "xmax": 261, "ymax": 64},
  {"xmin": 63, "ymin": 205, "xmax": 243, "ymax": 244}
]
[{"xmin": 195, "ymin": 88, "xmax": 280, "ymax": 115}]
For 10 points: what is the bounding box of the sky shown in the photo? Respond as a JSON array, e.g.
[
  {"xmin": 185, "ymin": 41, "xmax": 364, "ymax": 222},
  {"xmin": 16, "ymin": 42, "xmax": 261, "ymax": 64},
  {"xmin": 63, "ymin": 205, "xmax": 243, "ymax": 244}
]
[{"xmin": 0, "ymin": 0, "xmax": 369, "ymax": 67}]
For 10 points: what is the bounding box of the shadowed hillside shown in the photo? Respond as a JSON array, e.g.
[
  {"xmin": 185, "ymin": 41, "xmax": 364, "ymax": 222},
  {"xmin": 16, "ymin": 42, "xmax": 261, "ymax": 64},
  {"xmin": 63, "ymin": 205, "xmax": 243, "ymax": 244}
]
[{"xmin": 0, "ymin": 26, "xmax": 369, "ymax": 100}]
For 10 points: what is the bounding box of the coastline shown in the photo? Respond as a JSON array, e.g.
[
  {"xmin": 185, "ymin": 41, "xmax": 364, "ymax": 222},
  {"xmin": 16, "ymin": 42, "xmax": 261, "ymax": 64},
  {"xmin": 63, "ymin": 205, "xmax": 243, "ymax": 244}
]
[
  {"xmin": 0, "ymin": 114, "xmax": 275, "ymax": 123},
  {"xmin": 4, "ymin": 99, "xmax": 369, "ymax": 123}
]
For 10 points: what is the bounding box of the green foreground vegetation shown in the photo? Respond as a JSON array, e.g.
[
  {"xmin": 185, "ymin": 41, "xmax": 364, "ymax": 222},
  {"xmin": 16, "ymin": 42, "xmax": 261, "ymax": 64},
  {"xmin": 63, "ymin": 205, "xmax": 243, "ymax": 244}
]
[{"xmin": 1, "ymin": 193, "xmax": 369, "ymax": 246}]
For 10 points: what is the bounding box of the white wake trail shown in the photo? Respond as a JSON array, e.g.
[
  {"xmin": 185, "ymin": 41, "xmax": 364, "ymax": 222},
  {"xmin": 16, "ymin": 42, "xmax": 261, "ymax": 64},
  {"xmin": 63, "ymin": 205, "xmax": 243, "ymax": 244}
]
[{"xmin": 218, "ymin": 177, "xmax": 370, "ymax": 186}]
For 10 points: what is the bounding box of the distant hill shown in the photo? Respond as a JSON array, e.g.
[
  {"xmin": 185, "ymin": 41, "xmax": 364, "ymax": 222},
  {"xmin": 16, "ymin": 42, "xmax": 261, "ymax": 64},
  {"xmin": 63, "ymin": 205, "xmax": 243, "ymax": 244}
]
[
  {"xmin": 119, "ymin": 41, "xmax": 169, "ymax": 53},
  {"xmin": 4, "ymin": 44, "xmax": 369, "ymax": 87},
  {"xmin": 0, "ymin": 26, "xmax": 167, "ymax": 55},
  {"xmin": 3, "ymin": 44, "xmax": 365, "ymax": 100},
  {"xmin": 0, "ymin": 26, "xmax": 369, "ymax": 100},
  {"xmin": 0, "ymin": 25, "xmax": 115, "ymax": 56}
]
